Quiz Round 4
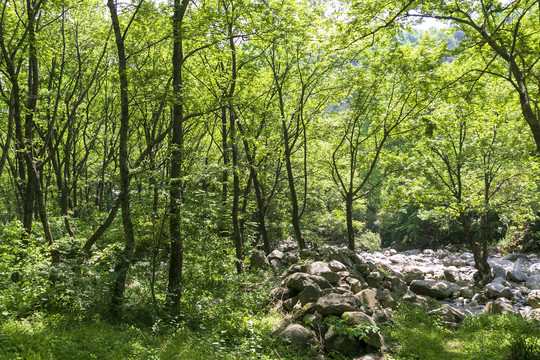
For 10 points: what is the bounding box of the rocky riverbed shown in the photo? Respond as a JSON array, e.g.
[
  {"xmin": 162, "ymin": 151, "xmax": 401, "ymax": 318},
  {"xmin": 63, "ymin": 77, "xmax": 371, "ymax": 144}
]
[{"xmin": 252, "ymin": 244, "xmax": 540, "ymax": 358}]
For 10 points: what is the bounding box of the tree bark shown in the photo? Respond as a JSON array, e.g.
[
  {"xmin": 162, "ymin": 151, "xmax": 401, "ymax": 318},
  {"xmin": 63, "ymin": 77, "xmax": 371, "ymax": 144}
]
[
  {"xmin": 460, "ymin": 212, "xmax": 491, "ymax": 283},
  {"xmin": 107, "ymin": 0, "xmax": 136, "ymax": 320},
  {"xmin": 167, "ymin": 0, "xmax": 190, "ymax": 312}
]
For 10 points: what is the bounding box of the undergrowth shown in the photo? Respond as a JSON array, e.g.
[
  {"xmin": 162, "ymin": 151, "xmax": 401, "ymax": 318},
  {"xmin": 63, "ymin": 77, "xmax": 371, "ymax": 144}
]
[{"xmin": 384, "ymin": 302, "xmax": 540, "ymax": 360}]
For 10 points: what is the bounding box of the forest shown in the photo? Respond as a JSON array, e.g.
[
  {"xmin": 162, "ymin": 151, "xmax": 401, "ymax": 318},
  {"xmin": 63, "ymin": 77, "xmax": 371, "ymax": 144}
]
[{"xmin": 0, "ymin": 0, "xmax": 539, "ymax": 358}]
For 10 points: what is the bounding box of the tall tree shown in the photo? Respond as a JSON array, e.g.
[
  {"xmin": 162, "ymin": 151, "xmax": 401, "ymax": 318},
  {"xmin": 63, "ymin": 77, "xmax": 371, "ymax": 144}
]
[
  {"xmin": 107, "ymin": 0, "xmax": 140, "ymax": 318},
  {"xmin": 168, "ymin": 0, "xmax": 190, "ymax": 311},
  {"xmin": 405, "ymin": 0, "xmax": 540, "ymax": 153}
]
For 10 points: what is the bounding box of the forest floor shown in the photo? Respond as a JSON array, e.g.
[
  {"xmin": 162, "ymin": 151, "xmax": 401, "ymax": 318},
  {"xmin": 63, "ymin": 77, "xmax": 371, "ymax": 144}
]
[{"xmin": 1, "ymin": 247, "xmax": 539, "ymax": 360}]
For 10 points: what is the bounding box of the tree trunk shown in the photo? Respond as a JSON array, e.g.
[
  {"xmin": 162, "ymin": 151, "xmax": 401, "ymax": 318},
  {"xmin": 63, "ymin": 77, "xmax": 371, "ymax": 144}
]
[
  {"xmin": 167, "ymin": 0, "xmax": 190, "ymax": 312},
  {"xmin": 282, "ymin": 119, "xmax": 306, "ymax": 250},
  {"xmin": 460, "ymin": 212, "xmax": 491, "ymax": 283},
  {"xmin": 346, "ymin": 192, "xmax": 355, "ymax": 251},
  {"xmin": 230, "ymin": 106, "xmax": 243, "ymax": 273},
  {"xmin": 107, "ymin": 0, "xmax": 136, "ymax": 320}
]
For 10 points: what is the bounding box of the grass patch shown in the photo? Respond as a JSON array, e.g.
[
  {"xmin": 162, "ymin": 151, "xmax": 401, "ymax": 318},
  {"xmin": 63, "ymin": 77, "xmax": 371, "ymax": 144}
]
[
  {"xmin": 384, "ymin": 302, "xmax": 540, "ymax": 360},
  {"xmin": 0, "ymin": 311, "xmax": 289, "ymax": 360}
]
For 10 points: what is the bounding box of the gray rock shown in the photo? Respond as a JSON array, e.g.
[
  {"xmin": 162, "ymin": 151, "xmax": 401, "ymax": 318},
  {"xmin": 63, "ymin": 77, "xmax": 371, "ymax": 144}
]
[
  {"xmin": 459, "ymin": 287, "xmax": 475, "ymax": 299},
  {"xmin": 443, "ymin": 255, "xmax": 456, "ymax": 267},
  {"xmin": 526, "ymin": 274, "xmax": 540, "ymax": 289},
  {"xmin": 342, "ymin": 311, "xmax": 384, "ymax": 349},
  {"xmin": 507, "ymin": 268, "xmax": 527, "ymax": 282},
  {"xmin": 355, "ymin": 289, "xmax": 379, "ymax": 311},
  {"xmin": 490, "ymin": 265, "xmax": 507, "ymax": 279},
  {"xmin": 498, "ymin": 287, "xmax": 513, "ymax": 299},
  {"xmin": 347, "ymin": 277, "xmax": 366, "ymax": 293},
  {"xmin": 472, "ymin": 292, "xmax": 488, "ymax": 304},
  {"xmin": 484, "ymin": 299, "xmax": 517, "ymax": 315},
  {"xmin": 283, "ymin": 263, "xmax": 305, "ymax": 277},
  {"xmin": 528, "ymin": 263, "xmax": 540, "ymax": 276},
  {"xmin": 354, "ymin": 355, "xmax": 381, "ymax": 360},
  {"xmin": 453, "ymin": 258, "xmax": 468, "ymax": 267},
  {"xmin": 283, "ymin": 272, "xmax": 332, "ymax": 292},
  {"xmin": 314, "ymin": 293, "xmax": 362, "ymax": 316},
  {"xmin": 389, "ymin": 254, "xmax": 407, "ymax": 264},
  {"xmin": 298, "ymin": 284, "xmax": 323, "ymax": 307},
  {"xmin": 485, "ymin": 282, "xmax": 507, "ymax": 299},
  {"xmin": 271, "ymin": 286, "xmax": 296, "ymax": 301},
  {"xmin": 528, "ymin": 290, "xmax": 540, "ymax": 309},
  {"xmin": 283, "ymin": 296, "xmax": 298, "ymax": 311},
  {"xmin": 329, "ymin": 260, "xmax": 348, "ymax": 272},
  {"xmin": 505, "ymin": 253, "xmax": 528, "ymax": 262},
  {"xmin": 250, "ymin": 250, "xmax": 270, "ymax": 269},
  {"xmin": 282, "ymin": 252, "xmax": 299, "ymax": 265},
  {"xmin": 277, "ymin": 324, "xmax": 317, "ymax": 351},
  {"xmin": 331, "ymin": 249, "xmax": 355, "ymax": 268},
  {"xmin": 428, "ymin": 304, "xmax": 468, "ymax": 325},
  {"xmin": 373, "ymin": 308, "xmax": 393, "ymax": 324},
  {"xmin": 324, "ymin": 328, "xmax": 362, "ymax": 355},
  {"xmin": 303, "ymin": 312, "xmax": 323, "ymax": 330},
  {"xmin": 268, "ymin": 249, "xmax": 284, "ymax": 260},
  {"xmin": 270, "ymin": 259, "xmax": 282, "ymax": 272},
  {"xmin": 366, "ymin": 271, "xmax": 384, "ymax": 288},
  {"xmin": 300, "ymin": 249, "xmax": 317, "ymax": 260},
  {"xmin": 309, "ymin": 261, "xmax": 341, "ymax": 284},
  {"xmin": 403, "ymin": 267, "xmax": 424, "ymax": 284},
  {"xmin": 526, "ymin": 308, "xmax": 540, "ymax": 321},
  {"xmin": 444, "ymin": 269, "xmax": 458, "ymax": 282},
  {"xmin": 409, "ymin": 280, "xmax": 458, "ymax": 299}
]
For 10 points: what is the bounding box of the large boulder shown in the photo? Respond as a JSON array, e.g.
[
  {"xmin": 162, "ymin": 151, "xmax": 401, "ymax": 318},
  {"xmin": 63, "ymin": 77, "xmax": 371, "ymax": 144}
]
[
  {"xmin": 444, "ymin": 269, "xmax": 458, "ymax": 283},
  {"xmin": 403, "ymin": 267, "xmax": 424, "ymax": 284},
  {"xmin": 506, "ymin": 268, "xmax": 528, "ymax": 283},
  {"xmin": 324, "ymin": 328, "xmax": 363, "ymax": 356},
  {"xmin": 428, "ymin": 304, "xmax": 468, "ymax": 327},
  {"xmin": 355, "ymin": 289, "xmax": 379, "ymax": 311},
  {"xmin": 409, "ymin": 280, "xmax": 458, "ymax": 299},
  {"xmin": 298, "ymin": 284, "xmax": 323, "ymax": 307},
  {"xmin": 277, "ymin": 324, "xmax": 317, "ymax": 351},
  {"xmin": 283, "ymin": 272, "xmax": 332, "ymax": 292},
  {"xmin": 526, "ymin": 308, "xmax": 540, "ymax": 322},
  {"xmin": 490, "ymin": 265, "xmax": 507, "ymax": 279},
  {"xmin": 365, "ymin": 271, "xmax": 384, "ymax": 288},
  {"xmin": 329, "ymin": 260, "xmax": 348, "ymax": 272},
  {"xmin": 342, "ymin": 311, "xmax": 385, "ymax": 349},
  {"xmin": 528, "ymin": 263, "xmax": 540, "ymax": 276},
  {"xmin": 526, "ymin": 275, "xmax": 540, "ymax": 290},
  {"xmin": 330, "ymin": 249, "xmax": 355, "ymax": 268},
  {"xmin": 268, "ymin": 249, "xmax": 284, "ymax": 260},
  {"xmin": 314, "ymin": 293, "xmax": 362, "ymax": 316},
  {"xmin": 250, "ymin": 250, "xmax": 270, "ymax": 269},
  {"xmin": 484, "ymin": 282, "xmax": 508, "ymax": 299},
  {"xmin": 309, "ymin": 261, "xmax": 341, "ymax": 284},
  {"xmin": 483, "ymin": 299, "xmax": 517, "ymax": 315},
  {"xmin": 346, "ymin": 277, "xmax": 366, "ymax": 293},
  {"xmin": 528, "ymin": 290, "xmax": 540, "ymax": 309}
]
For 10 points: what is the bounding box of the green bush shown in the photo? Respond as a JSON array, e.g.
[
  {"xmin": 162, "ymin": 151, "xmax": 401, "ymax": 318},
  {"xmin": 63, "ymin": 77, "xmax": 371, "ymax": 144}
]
[{"xmin": 356, "ymin": 230, "xmax": 382, "ymax": 251}]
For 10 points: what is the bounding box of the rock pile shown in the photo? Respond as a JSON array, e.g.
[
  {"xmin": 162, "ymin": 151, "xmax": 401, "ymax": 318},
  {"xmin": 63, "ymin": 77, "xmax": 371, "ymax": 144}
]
[{"xmin": 254, "ymin": 244, "xmax": 540, "ymax": 357}]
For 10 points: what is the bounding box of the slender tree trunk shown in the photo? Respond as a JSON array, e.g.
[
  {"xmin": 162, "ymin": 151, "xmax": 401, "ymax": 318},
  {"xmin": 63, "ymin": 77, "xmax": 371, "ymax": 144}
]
[
  {"xmin": 282, "ymin": 119, "xmax": 306, "ymax": 249},
  {"xmin": 226, "ymin": 20, "xmax": 243, "ymax": 273},
  {"xmin": 221, "ymin": 105, "xmax": 229, "ymax": 205},
  {"xmin": 345, "ymin": 192, "xmax": 355, "ymax": 251},
  {"xmin": 253, "ymin": 171, "xmax": 269, "ymax": 254},
  {"xmin": 460, "ymin": 212, "xmax": 491, "ymax": 283},
  {"xmin": 230, "ymin": 106, "xmax": 243, "ymax": 273},
  {"xmin": 107, "ymin": 0, "xmax": 136, "ymax": 319},
  {"xmin": 167, "ymin": 0, "xmax": 190, "ymax": 312}
]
